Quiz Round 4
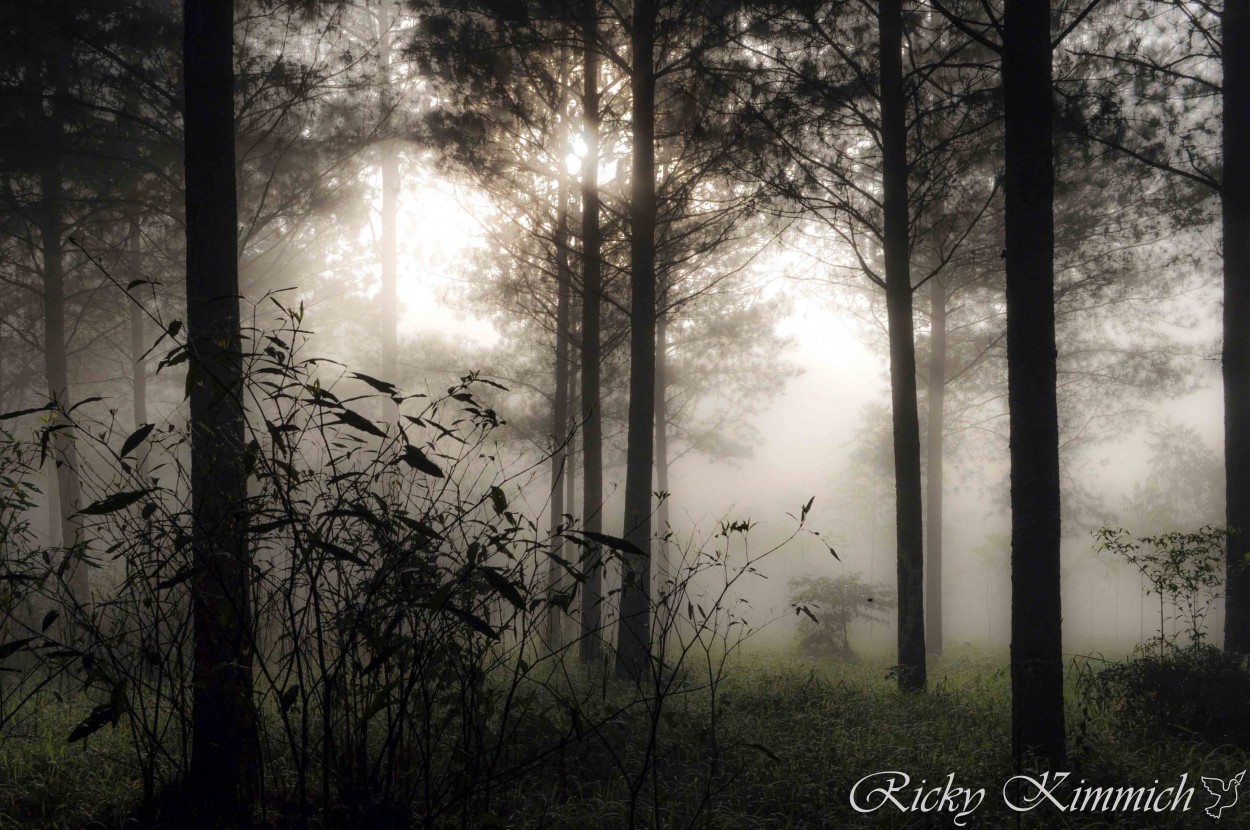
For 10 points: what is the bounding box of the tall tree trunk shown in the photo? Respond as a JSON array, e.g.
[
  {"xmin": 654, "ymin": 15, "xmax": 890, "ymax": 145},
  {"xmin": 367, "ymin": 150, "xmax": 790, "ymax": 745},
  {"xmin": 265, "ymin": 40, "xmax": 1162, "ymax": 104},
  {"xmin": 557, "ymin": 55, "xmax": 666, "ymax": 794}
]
[
  {"xmin": 926, "ymin": 277, "xmax": 946, "ymax": 656},
  {"xmin": 41, "ymin": 161, "xmax": 87, "ymax": 604},
  {"xmin": 377, "ymin": 19, "xmax": 400, "ymax": 394},
  {"xmin": 33, "ymin": 43, "xmax": 88, "ymax": 605},
  {"xmin": 878, "ymin": 0, "xmax": 926, "ymax": 692},
  {"xmin": 379, "ymin": 139, "xmax": 399, "ymax": 388},
  {"xmin": 654, "ymin": 305, "xmax": 669, "ymax": 567},
  {"xmin": 579, "ymin": 1, "xmax": 606, "ymax": 666},
  {"xmin": 654, "ymin": 298, "xmax": 671, "ymax": 636},
  {"xmin": 184, "ymin": 0, "xmax": 259, "ymax": 823},
  {"xmin": 1003, "ymin": 0, "xmax": 1065, "ymax": 767},
  {"xmin": 616, "ymin": 0, "xmax": 658, "ymax": 683},
  {"xmin": 567, "ymin": 363, "xmax": 579, "ymax": 520},
  {"xmin": 129, "ymin": 216, "xmax": 148, "ymax": 442},
  {"xmin": 1224, "ymin": 0, "xmax": 1250, "ymax": 656},
  {"xmin": 549, "ymin": 168, "xmax": 572, "ymax": 650},
  {"xmin": 380, "ymin": 143, "xmax": 399, "ymax": 381}
]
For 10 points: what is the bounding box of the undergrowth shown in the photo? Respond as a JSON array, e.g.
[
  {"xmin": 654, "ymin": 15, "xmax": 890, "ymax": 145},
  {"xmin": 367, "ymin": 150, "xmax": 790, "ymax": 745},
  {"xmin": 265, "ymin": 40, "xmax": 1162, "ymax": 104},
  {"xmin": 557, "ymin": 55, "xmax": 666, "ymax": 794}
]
[{"xmin": 1, "ymin": 648, "xmax": 1246, "ymax": 828}]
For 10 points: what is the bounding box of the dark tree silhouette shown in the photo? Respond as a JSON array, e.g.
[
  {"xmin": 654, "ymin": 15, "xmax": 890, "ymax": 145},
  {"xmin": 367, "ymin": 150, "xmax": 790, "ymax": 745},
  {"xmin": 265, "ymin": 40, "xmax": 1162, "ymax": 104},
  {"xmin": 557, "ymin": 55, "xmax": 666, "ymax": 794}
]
[
  {"xmin": 878, "ymin": 0, "xmax": 926, "ymax": 692},
  {"xmin": 579, "ymin": 0, "xmax": 607, "ymax": 666},
  {"xmin": 183, "ymin": 0, "xmax": 259, "ymax": 823},
  {"xmin": 1002, "ymin": 0, "xmax": 1064, "ymax": 767},
  {"xmin": 1224, "ymin": 0, "xmax": 1250, "ymax": 656},
  {"xmin": 23, "ymin": 16, "xmax": 88, "ymax": 604},
  {"xmin": 925, "ymin": 275, "xmax": 946, "ymax": 654},
  {"xmin": 616, "ymin": 0, "xmax": 658, "ymax": 683}
]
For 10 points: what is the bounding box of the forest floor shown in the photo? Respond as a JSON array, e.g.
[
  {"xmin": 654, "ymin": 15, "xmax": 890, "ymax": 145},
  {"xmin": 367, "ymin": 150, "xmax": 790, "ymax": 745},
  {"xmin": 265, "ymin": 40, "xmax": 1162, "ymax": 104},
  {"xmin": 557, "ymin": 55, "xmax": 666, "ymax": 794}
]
[{"xmin": 0, "ymin": 648, "xmax": 1245, "ymax": 828}]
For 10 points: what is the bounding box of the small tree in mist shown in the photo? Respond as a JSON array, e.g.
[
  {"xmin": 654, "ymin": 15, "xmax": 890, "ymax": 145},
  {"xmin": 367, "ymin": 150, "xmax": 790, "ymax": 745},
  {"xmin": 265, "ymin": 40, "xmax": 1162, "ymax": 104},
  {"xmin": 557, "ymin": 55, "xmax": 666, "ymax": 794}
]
[
  {"xmin": 788, "ymin": 573, "xmax": 894, "ymax": 661},
  {"xmin": 1083, "ymin": 527, "xmax": 1250, "ymax": 747},
  {"xmin": 1095, "ymin": 526, "xmax": 1227, "ymax": 657}
]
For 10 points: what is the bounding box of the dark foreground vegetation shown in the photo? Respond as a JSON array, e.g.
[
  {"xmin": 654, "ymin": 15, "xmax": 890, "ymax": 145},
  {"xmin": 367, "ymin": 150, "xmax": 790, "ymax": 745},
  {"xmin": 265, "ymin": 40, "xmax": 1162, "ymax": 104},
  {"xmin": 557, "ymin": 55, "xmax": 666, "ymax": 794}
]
[
  {"xmin": 2, "ymin": 647, "xmax": 1248, "ymax": 829},
  {"xmin": 1, "ymin": 320, "xmax": 1244, "ymax": 828}
]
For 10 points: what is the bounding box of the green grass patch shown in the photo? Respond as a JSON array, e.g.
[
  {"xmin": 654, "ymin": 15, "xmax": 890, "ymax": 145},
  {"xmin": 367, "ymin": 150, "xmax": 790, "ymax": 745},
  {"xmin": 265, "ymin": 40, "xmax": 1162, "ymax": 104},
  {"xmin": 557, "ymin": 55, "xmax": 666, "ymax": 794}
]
[{"xmin": 1, "ymin": 647, "xmax": 1247, "ymax": 828}]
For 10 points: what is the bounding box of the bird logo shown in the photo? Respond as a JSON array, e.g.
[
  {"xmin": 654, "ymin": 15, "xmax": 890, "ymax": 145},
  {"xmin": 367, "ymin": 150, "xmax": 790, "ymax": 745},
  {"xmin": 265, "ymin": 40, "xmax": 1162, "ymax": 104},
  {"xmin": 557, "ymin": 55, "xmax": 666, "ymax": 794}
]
[{"xmin": 1202, "ymin": 770, "xmax": 1245, "ymax": 820}]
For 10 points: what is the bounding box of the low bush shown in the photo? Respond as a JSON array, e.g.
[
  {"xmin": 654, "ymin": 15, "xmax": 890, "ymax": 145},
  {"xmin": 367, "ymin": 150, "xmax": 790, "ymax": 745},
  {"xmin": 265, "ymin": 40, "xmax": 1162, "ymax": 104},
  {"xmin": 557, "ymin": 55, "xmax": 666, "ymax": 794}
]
[{"xmin": 1079, "ymin": 645, "xmax": 1250, "ymax": 746}]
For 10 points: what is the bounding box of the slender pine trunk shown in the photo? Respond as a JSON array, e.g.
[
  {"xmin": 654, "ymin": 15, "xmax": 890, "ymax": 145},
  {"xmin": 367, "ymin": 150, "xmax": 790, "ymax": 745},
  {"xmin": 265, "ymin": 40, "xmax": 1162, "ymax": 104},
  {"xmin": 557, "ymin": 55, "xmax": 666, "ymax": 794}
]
[
  {"xmin": 926, "ymin": 277, "xmax": 946, "ymax": 656},
  {"xmin": 129, "ymin": 216, "xmax": 148, "ymax": 441},
  {"xmin": 567, "ymin": 364, "xmax": 579, "ymax": 520},
  {"xmin": 1003, "ymin": 0, "xmax": 1065, "ymax": 767},
  {"xmin": 616, "ymin": 0, "xmax": 658, "ymax": 683},
  {"xmin": 879, "ymin": 0, "xmax": 926, "ymax": 692},
  {"xmin": 378, "ymin": 26, "xmax": 400, "ymax": 392},
  {"xmin": 33, "ymin": 43, "xmax": 88, "ymax": 605},
  {"xmin": 549, "ymin": 166, "xmax": 572, "ymax": 650},
  {"xmin": 41, "ymin": 164, "xmax": 86, "ymax": 603},
  {"xmin": 654, "ymin": 308, "xmax": 669, "ymax": 554},
  {"xmin": 654, "ymin": 297, "xmax": 670, "ymax": 637},
  {"xmin": 380, "ymin": 142, "xmax": 399, "ymax": 385},
  {"xmin": 579, "ymin": 1, "xmax": 606, "ymax": 666}
]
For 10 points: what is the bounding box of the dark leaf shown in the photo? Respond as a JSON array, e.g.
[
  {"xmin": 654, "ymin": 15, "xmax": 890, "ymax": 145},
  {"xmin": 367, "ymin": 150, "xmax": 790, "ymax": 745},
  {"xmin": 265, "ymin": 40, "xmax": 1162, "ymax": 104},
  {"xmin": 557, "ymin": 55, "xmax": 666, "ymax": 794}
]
[
  {"xmin": 446, "ymin": 607, "xmax": 498, "ymax": 639},
  {"xmin": 249, "ymin": 517, "xmax": 297, "ymax": 534},
  {"xmin": 320, "ymin": 507, "xmax": 384, "ymax": 529},
  {"xmin": 480, "ymin": 567, "xmax": 525, "ymax": 608},
  {"xmin": 279, "ymin": 684, "xmax": 300, "ymax": 713},
  {"xmin": 119, "ymin": 423, "xmax": 154, "ymax": 458},
  {"xmin": 155, "ymin": 567, "xmax": 199, "ymax": 591},
  {"xmin": 0, "ymin": 403, "xmax": 55, "ymax": 421},
  {"xmin": 40, "ymin": 610, "xmax": 59, "ymax": 633},
  {"xmin": 350, "ymin": 372, "xmax": 398, "ymax": 396},
  {"xmin": 334, "ymin": 407, "xmax": 387, "ymax": 439},
  {"xmin": 399, "ymin": 445, "xmax": 445, "ymax": 477},
  {"xmin": 68, "ymin": 703, "xmax": 117, "ymax": 743},
  {"xmin": 394, "ymin": 514, "xmax": 443, "ymax": 542},
  {"xmin": 546, "ymin": 552, "xmax": 583, "ymax": 581},
  {"xmin": 313, "ymin": 539, "xmax": 370, "ymax": 568},
  {"xmin": 79, "ymin": 489, "xmax": 154, "ymax": 516},
  {"xmin": 567, "ymin": 530, "xmax": 648, "ymax": 559},
  {"xmin": 68, "ymin": 396, "xmax": 105, "ymax": 414},
  {"xmin": 0, "ymin": 637, "xmax": 35, "ymax": 661},
  {"xmin": 488, "ymin": 485, "xmax": 507, "ymax": 515}
]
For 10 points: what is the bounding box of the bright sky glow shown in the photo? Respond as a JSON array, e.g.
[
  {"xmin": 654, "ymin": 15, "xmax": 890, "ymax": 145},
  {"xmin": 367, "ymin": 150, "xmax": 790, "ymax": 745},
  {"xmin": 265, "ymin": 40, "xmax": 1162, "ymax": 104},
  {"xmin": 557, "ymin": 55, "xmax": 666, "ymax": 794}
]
[{"xmin": 368, "ymin": 156, "xmax": 499, "ymax": 347}]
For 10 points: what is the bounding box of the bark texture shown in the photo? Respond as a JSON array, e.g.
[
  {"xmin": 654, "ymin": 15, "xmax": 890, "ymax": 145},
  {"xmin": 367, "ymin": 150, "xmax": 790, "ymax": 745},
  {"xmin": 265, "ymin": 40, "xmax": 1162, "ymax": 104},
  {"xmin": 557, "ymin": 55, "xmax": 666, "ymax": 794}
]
[
  {"xmin": 34, "ymin": 41, "xmax": 88, "ymax": 604},
  {"xmin": 1003, "ymin": 0, "xmax": 1065, "ymax": 767},
  {"xmin": 1224, "ymin": 0, "xmax": 1250, "ymax": 655},
  {"xmin": 184, "ymin": 0, "xmax": 259, "ymax": 822},
  {"xmin": 926, "ymin": 277, "xmax": 946, "ymax": 655},
  {"xmin": 879, "ymin": 0, "xmax": 926, "ymax": 692},
  {"xmin": 579, "ymin": 1, "xmax": 606, "ymax": 666},
  {"xmin": 549, "ymin": 168, "xmax": 572, "ymax": 649},
  {"xmin": 616, "ymin": 0, "xmax": 659, "ymax": 683}
]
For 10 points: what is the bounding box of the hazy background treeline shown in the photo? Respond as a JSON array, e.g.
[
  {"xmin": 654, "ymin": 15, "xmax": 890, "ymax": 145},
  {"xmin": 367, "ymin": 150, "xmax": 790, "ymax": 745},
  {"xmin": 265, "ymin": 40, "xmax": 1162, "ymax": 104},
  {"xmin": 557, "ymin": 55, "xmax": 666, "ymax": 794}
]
[{"xmin": 0, "ymin": 0, "xmax": 1223, "ymax": 656}]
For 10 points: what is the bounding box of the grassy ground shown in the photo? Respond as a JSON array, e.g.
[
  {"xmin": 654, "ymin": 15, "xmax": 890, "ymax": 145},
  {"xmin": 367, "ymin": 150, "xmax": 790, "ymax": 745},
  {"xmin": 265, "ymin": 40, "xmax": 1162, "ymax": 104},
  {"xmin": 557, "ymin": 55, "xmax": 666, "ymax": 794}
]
[{"xmin": 1, "ymin": 648, "xmax": 1245, "ymax": 828}]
